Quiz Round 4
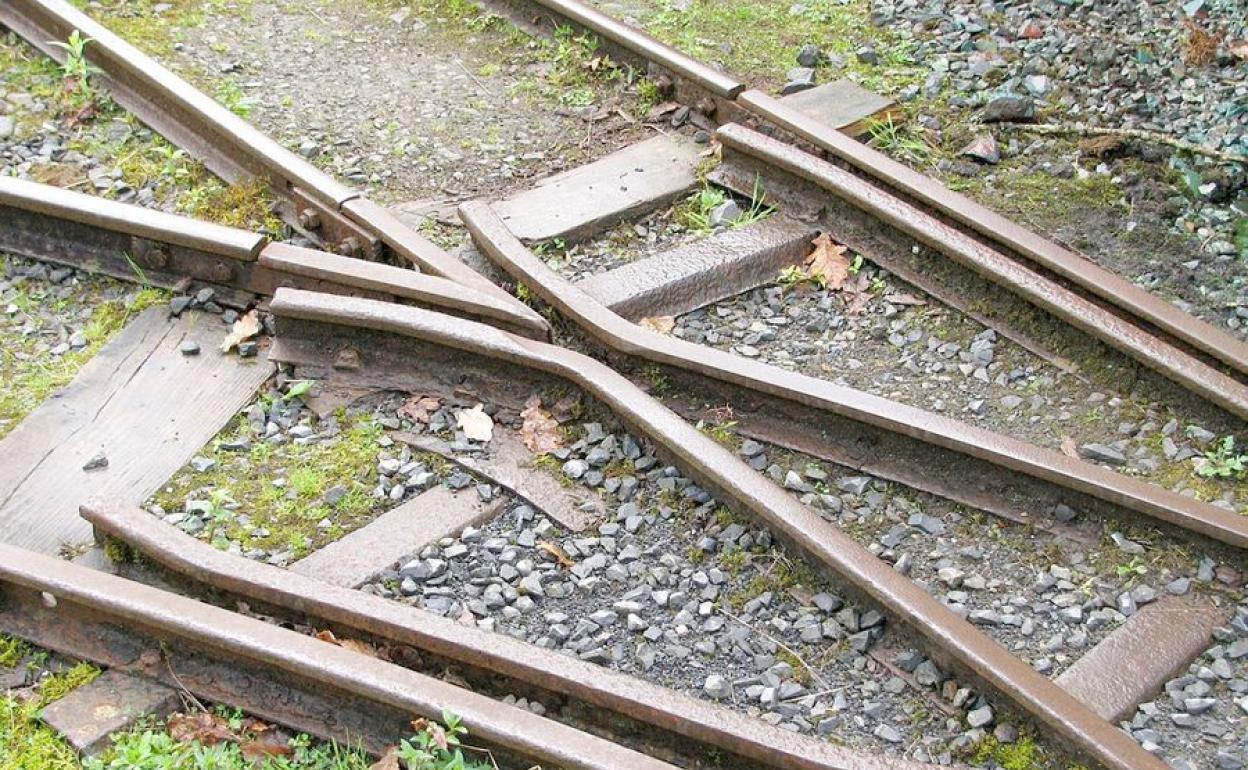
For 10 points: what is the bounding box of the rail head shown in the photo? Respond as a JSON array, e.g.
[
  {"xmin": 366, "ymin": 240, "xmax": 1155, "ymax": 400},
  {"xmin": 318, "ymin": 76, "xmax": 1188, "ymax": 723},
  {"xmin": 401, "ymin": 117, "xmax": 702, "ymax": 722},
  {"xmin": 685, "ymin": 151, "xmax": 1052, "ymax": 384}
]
[{"xmin": 0, "ymin": 176, "xmax": 266, "ymax": 262}]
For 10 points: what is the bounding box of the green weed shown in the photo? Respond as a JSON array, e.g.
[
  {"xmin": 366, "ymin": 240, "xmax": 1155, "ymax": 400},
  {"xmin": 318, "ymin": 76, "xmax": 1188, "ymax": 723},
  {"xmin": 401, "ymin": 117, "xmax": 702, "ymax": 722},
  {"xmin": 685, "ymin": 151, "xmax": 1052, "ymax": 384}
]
[{"xmin": 1196, "ymin": 435, "xmax": 1248, "ymax": 480}]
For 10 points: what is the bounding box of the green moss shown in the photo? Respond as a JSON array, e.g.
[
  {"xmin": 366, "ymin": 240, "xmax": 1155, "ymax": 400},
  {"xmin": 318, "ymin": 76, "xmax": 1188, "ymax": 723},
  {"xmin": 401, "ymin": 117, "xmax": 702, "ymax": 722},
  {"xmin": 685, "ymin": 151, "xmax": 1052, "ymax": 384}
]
[
  {"xmin": 0, "ymin": 660, "xmax": 102, "ymax": 770},
  {"xmin": 0, "ymin": 635, "xmax": 29, "ymax": 669},
  {"xmin": 955, "ymin": 168, "xmax": 1123, "ymax": 231},
  {"xmin": 636, "ymin": 0, "xmax": 921, "ymax": 93},
  {"xmin": 970, "ymin": 734, "xmax": 1054, "ymax": 770},
  {"xmin": 151, "ymin": 413, "xmax": 388, "ymax": 558},
  {"xmin": 0, "ymin": 283, "xmax": 169, "ymax": 440}
]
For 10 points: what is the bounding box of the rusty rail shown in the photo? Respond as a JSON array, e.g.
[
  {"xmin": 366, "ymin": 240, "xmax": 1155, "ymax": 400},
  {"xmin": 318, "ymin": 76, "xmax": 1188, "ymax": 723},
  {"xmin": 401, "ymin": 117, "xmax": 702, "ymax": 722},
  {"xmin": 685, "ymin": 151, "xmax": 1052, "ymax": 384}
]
[
  {"xmin": 0, "ymin": 176, "xmax": 549, "ymax": 338},
  {"xmin": 263, "ymin": 286, "xmax": 1170, "ymax": 770},
  {"xmin": 0, "ymin": 542, "xmax": 677, "ymax": 770},
  {"xmin": 459, "ymin": 200, "xmax": 1248, "ymax": 550},
  {"xmin": 83, "ymin": 499, "xmax": 940, "ymax": 770},
  {"xmin": 473, "ymin": 0, "xmax": 1248, "ymax": 393},
  {"xmin": 0, "ymin": 0, "xmax": 542, "ymax": 321}
]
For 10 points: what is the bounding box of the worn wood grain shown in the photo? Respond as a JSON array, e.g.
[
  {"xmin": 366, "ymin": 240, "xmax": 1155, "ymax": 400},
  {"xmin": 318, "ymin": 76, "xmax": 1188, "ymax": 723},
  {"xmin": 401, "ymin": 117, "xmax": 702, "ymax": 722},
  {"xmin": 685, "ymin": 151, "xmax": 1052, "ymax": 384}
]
[
  {"xmin": 290, "ymin": 485, "xmax": 503, "ymax": 588},
  {"xmin": 491, "ymin": 134, "xmax": 701, "ymax": 242},
  {"xmin": 0, "ymin": 308, "xmax": 272, "ymax": 553},
  {"xmin": 781, "ymin": 79, "xmax": 901, "ymax": 137}
]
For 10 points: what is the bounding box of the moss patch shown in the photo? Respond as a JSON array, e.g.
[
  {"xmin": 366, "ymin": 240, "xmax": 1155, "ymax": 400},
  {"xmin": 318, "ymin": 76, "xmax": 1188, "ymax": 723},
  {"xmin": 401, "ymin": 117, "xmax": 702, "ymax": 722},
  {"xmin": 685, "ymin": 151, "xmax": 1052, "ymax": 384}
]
[
  {"xmin": 0, "ymin": 658, "xmax": 101, "ymax": 770},
  {"xmin": 151, "ymin": 409, "xmax": 388, "ymax": 559},
  {"xmin": 633, "ymin": 0, "xmax": 922, "ymax": 93}
]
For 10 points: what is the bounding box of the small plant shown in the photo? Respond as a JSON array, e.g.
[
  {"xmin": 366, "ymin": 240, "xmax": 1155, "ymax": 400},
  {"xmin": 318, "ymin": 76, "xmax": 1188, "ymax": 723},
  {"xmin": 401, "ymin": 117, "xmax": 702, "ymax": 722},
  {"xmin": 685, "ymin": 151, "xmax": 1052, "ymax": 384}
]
[
  {"xmin": 848, "ymin": 253, "xmax": 865, "ymax": 275},
  {"xmin": 395, "ymin": 711, "xmax": 493, "ymax": 770},
  {"xmin": 777, "ymin": 264, "xmax": 812, "ymax": 289},
  {"xmin": 48, "ymin": 29, "xmax": 101, "ymax": 102},
  {"xmin": 640, "ymin": 363, "xmax": 670, "ymax": 394},
  {"xmin": 1115, "ymin": 557, "xmax": 1148, "ymax": 578},
  {"xmin": 680, "ymin": 178, "xmax": 772, "ymax": 234},
  {"xmin": 214, "ymin": 81, "xmax": 251, "ymax": 117},
  {"xmin": 1195, "ymin": 435, "xmax": 1248, "ymax": 479},
  {"xmin": 636, "ymin": 77, "xmax": 662, "ymax": 111},
  {"xmin": 866, "ymin": 115, "xmax": 930, "ymax": 165}
]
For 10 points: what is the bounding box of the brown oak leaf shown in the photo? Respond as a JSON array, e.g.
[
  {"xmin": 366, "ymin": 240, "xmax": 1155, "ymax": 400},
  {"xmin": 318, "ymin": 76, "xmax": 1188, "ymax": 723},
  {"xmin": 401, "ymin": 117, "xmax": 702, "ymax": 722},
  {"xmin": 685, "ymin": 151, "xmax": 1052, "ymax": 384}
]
[
  {"xmin": 537, "ymin": 540, "xmax": 575, "ymax": 569},
  {"xmin": 398, "ymin": 395, "xmax": 442, "ymax": 424},
  {"xmin": 520, "ymin": 395, "xmax": 563, "ymax": 455},
  {"xmin": 639, "ymin": 316, "xmax": 676, "ymax": 334},
  {"xmin": 805, "ymin": 233, "xmax": 850, "ymax": 290},
  {"xmin": 220, "ymin": 309, "xmax": 262, "ymax": 353},
  {"xmin": 1060, "ymin": 436, "xmax": 1079, "ymax": 458}
]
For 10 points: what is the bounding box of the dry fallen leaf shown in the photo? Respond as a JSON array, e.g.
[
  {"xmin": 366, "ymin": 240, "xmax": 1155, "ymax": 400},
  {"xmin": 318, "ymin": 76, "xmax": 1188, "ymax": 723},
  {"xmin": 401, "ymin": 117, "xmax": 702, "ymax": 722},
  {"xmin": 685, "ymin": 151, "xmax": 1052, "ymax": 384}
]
[
  {"xmin": 805, "ymin": 233, "xmax": 850, "ymax": 290},
  {"xmin": 168, "ymin": 712, "xmax": 237, "ymax": 746},
  {"xmin": 1078, "ymin": 134, "xmax": 1125, "ymax": 158},
  {"xmin": 842, "ymin": 273, "xmax": 872, "ymax": 316},
  {"xmin": 639, "ymin": 315, "xmax": 676, "ymax": 334},
  {"xmin": 537, "ymin": 540, "xmax": 575, "ymax": 569},
  {"xmin": 1231, "ymin": 40, "xmax": 1248, "ymax": 60},
  {"xmin": 220, "ymin": 309, "xmax": 262, "ymax": 353},
  {"xmin": 520, "ymin": 395, "xmax": 563, "ymax": 454},
  {"xmin": 313, "ymin": 629, "xmax": 382, "ymax": 659},
  {"xmin": 410, "ymin": 718, "xmax": 450, "ymax": 752},
  {"xmin": 1060, "ymin": 436, "xmax": 1079, "ymax": 458},
  {"xmin": 456, "ymin": 404, "xmax": 494, "ymax": 443},
  {"xmin": 369, "ymin": 746, "xmax": 402, "ymax": 770},
  {"xmin": 398, "ymin": 394, "xmax": 442, "ymax": 424}
]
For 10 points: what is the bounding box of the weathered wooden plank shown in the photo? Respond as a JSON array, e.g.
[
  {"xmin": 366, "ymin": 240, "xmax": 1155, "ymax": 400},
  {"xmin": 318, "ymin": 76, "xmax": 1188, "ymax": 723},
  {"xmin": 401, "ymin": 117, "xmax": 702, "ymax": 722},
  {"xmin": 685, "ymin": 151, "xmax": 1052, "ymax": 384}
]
[
  {"xmin": 781, "ymin": 79, "xmax": 901, "ymax": 137},
  {"xmin": 1055, "ymin": 595, "xmax": 1226, "ymax": 722},
  {"xmin": 0, "ymin": 308, "xmax": 272, "ymax": 553},
  {"xmin": 290, "ymin": 486, "xmax": 502, "ymax": 588},
  {"xmin": 490, "ymin": 134, "xmax": 701, "ymax": 242},
  {"xmin": 576, "ymin": 215, "xmax": 815, "ymax": 319}
]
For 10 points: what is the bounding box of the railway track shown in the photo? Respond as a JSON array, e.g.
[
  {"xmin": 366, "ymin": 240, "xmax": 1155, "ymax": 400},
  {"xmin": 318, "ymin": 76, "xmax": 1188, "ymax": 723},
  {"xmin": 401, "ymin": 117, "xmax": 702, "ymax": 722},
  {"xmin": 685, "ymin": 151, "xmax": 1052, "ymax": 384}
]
[{"xmin": 1, "ymin": 1, "xmax": 1246, "ymax": 769}]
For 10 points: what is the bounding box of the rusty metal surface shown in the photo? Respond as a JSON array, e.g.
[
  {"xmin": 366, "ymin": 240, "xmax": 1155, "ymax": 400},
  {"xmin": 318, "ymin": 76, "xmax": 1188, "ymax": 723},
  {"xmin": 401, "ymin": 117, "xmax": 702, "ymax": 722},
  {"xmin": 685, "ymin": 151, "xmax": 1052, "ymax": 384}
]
[
  {"xmin": 0, "ymin": 0, "xmax": 364, "ymax": 245},
  {"xmin": 737, "ymin": 89, "xmax": 1248, "ymax": 378},
  {"xmin": 1054, "ymin": 595, "xmax": 1228, "ymax": 723},
  {"xmin": 0, "ymin": 177, "xmax": 265, "ymax": 261},
  {"xmin": 84, "ymin": 500, "xmax": 938, "ymax": 770},
  {"xmin": 576, "ymin": 215, "xmax": 815, "ymax": 319},
  {"xmin": 460, "ymin": 199, "xmax": 1248, "ymax": 551},
  {"xmin": 0, "ymin": 542, "xmax": 677, "ymax": 770},
  {"xmin": 262, "ymin": 285, "xmax": 1169, "ymax": 770},
  {"xmin": 258, "ymin": 243, "xmax": 549, "ymax": 339},
  {"xmin": 339, "ymin": 198, "xmax": 539, "ymax": 315},
  {"xmin": 715, "ymin": 122, "xmax": 1248, "ymax": 421}
]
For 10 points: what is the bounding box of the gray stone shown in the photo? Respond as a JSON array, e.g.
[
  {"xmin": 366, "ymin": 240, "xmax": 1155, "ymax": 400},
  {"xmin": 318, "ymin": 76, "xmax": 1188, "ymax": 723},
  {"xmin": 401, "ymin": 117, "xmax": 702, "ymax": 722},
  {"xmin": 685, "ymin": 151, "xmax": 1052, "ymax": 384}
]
[
  {"xmin": 981, "ymin": 94, "xmax": 1035, "ymax": 123},
  {"xmin": 703, "ymin": 674, "xmax": 731, "ymax": 699},
  {"xmin": 967, "ymin": 705, "xmax": 994, "ymax": 728}
]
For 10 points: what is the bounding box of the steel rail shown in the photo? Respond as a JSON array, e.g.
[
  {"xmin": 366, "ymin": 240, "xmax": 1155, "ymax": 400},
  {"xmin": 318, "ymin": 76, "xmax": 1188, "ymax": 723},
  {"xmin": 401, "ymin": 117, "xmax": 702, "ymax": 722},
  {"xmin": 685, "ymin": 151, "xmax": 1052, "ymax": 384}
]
[
  {"xmin": 736, "ymin": 89, "xmax": 1248, "ymax": 378},
  {"xmin": 0, "ymin": 177, "xmax": 549, "ymax": 338},
  {"xmin": 459, "ymin": 200, "xmax": 1248, "ymax": 551},
  {"xmin": 474, "ymin": 0, "xmax": 1248, "ymax": 380},
  {"xmin": 83, "ymin": 499, "xmax": 941, "ymax": 770},
  {"xmin": 714, "ymin": 123, "xmax": 1248, "ymax": 420},
  {"xmin": 264, "ymin": 285, "xmax": 1170, "ymax": 770},
  {"xmin": 1, "ymin": 0, "xmax": 544, "ymax": 324},
  {"xmin": 0, "ymin": 543, "xmax": 677, "ymax": 770}
]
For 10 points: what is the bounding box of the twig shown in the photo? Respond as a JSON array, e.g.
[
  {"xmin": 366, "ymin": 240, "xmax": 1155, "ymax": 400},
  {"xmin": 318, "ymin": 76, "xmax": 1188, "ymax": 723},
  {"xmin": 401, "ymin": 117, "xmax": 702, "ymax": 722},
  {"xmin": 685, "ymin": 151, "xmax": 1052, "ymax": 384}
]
[
  {"xmin": 456, "ymin": 59, "xmax": 493, "ymax": 95},
  {"xmin": 716, "ymin": 605, "xmax": 833, "ymax": 691},
  {"xmin": 161, "ymin": 647, "xmax": 209, "ymax": 713},
  {"xmin": 997, "ymin": 121, "xmax": 1248, "ymax": 165}
]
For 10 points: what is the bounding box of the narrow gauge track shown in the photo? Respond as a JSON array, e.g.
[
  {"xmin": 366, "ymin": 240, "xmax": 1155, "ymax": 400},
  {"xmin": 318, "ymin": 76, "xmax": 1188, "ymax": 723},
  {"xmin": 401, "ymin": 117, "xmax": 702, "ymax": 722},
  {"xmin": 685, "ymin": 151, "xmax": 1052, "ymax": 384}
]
[
  {"xmin": 0, "ymin": 543, "xmax": 679, "ymax": 770},
  {"xmin": 0, "ymin": 1, "xmax": 1245, "ymax": 770}
]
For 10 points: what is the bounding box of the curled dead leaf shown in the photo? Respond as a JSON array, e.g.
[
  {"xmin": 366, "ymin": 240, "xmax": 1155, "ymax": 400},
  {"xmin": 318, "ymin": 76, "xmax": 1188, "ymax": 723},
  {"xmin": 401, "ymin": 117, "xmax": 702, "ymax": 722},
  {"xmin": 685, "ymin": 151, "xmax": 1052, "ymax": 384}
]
[
  {"xmin": 1231, "ymin": 40, "xmax": 1248, "ymax": 60},
  {"xmin": 639, "ymin": 315, "xmax": 676, "ymax": 334},
  {"xmin": 537, "ymin": 540, "xmax": 575, "ymax": 569},
  {"xmin": 804, "ymin": 233, "xmax": 850, "ymax": 291},
  {"xmin": 168, "ymin": 712, "xmax": 237, "ymax": 746},
  {"xmin": 456, "ymin": 404, "xmax": 494, "ymax": 443},
  {"xmin": 220, "ymin": 309, "xmax": 262, "ymax": 353},
  {"xmin": 520, "ymin": 395, "xmax": 563, "ymax": 454},
  {"xmin": 399, "ymin": 394, "xmax": 442, "ymax": 424},
  {"xmin": 314, "ymin": 629, "xmax": 383, "ymax": 659}
]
